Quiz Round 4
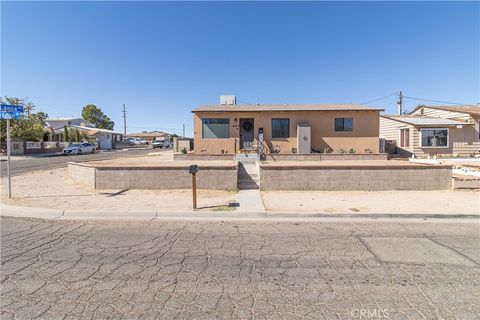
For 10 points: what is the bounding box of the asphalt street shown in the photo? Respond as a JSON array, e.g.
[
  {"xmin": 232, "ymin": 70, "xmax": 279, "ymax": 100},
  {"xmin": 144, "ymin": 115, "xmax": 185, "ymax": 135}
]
[
  {"xmin": 1, "ymin": 217, "xmax": 479, "ymax": 319},
  {"xmin": 0, "ymin": 148, "xmax": 155, "ymax": 177}
]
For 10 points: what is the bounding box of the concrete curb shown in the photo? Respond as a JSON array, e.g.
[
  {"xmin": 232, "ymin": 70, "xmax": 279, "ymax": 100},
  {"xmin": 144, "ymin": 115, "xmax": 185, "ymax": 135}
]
[{"xmin": 1, "ymin": 204, "xmax": 479, "ymax": 222}]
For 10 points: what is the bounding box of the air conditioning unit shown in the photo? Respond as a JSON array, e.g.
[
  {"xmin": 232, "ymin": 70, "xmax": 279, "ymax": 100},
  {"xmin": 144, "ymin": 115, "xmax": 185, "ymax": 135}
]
[{"xmin": 220, "ymin": 95, "xmax": 236, "ymax": 105}]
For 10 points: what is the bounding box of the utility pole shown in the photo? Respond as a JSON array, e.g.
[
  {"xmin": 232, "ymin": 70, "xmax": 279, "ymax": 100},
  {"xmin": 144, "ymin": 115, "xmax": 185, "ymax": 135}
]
[
  {"xmin": 182, "ymin": 124, "xmax": 185, "ymax": 138},
  {"xmin": 397, "ymin": 91, "xmax": 403, "ymax": 115},
  {"xmin": 6, "ymin": 119, "xmax": 11, "ymax": 198},
  {"xmin": 122, "ymin": 104, "xmax": 127, "ymax": 135}
]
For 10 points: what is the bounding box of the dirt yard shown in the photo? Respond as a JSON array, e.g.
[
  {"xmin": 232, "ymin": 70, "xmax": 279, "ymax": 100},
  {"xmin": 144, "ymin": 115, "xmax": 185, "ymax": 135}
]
[
  {"xmin": 0, "ymin": 168, "xmax": 237, "ymax": 212},
  {"xmin": 261, "ymin": 190, "xmax": 480, "ymax": 214}
]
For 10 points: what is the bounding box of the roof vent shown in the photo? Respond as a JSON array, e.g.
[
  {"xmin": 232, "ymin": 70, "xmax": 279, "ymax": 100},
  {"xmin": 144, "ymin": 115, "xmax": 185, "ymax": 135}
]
[{"xmin": 220, "ymin": 95, "xmax": 236, "ymax": 105}]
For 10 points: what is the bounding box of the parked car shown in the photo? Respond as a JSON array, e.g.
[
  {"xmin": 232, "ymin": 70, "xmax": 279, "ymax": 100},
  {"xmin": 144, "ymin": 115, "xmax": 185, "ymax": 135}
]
[
  {"xmin": 123, "ymin": 137, "xmax": 134, "ymax": 144},
  {"xmin": 152, "ymin": 139, "xmax": 171, "ymax": 149},
  {"xmin": 126, "ymin": 138, "xmax": 147, "ymax": 145},
  {"xmin": 62, "ymin": 142, "xmax": 96, "ymax": 155},
  {"xmin": 135, "ymin": 138, "xmax": 147, "ymax": 145}
]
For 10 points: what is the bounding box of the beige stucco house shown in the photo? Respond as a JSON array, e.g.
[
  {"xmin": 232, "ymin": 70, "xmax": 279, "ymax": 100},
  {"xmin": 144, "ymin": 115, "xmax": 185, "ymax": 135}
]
[
  {"xmin": 380, "ymin": 105, "xmax": 480, "ymax": 156},
  {"xmin": 192, "ymin": 97, "xmax": 383, "ymax": 155}
]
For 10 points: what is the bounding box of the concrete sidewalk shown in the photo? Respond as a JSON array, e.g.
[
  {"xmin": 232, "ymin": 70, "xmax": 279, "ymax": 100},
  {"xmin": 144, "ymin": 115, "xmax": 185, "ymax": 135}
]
[{"xmin": 2, "ymin": 203, "xmax": 479, "ymax": 223}]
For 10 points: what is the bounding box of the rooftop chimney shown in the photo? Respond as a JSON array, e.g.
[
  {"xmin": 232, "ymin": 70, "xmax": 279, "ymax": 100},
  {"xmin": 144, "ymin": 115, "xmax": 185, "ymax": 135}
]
[{"xmin": 220, "ymin": 95, "xmax": 236, "ymax": 105}]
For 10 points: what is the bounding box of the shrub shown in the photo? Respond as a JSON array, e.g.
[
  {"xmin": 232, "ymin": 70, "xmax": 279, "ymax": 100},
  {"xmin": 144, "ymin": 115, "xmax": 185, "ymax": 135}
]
[
  {"xmin": 349, "ymin": 148, "xmax": 356, "ymax": 154},
  {"xmin": 180, "ymin": 147, "xmax": 188, "ymax": 154}
]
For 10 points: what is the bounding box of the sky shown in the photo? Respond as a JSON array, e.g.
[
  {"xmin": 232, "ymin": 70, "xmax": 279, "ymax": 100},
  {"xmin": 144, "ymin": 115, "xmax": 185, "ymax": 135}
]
[{"xmin": 1, "ymin": 1, "xmax": 479, "ymax": 136}]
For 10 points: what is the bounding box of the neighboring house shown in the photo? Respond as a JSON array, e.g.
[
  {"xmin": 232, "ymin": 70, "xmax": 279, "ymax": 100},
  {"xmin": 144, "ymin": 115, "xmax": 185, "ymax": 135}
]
[
  {"xmin": 45, "ymin": 117, "xmax": 123, "ymax": 150},
  {"xmin": 127, "ymin": 131, "xmax": 170, "ymax": 145},
  {"xmin": 45, "ymin": 118, "xmax": 94, "ymax": 141},
  {"xmin": 380, "ymin": 105, "xmax": 480, "ymax": 157},
  {"xmin": 192, "ymin": 96, "xmax": 383, "ymax": 154}
]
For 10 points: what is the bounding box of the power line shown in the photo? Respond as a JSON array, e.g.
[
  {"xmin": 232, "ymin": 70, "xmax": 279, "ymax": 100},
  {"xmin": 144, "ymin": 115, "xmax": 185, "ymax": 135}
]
[
  {"xmin": 237, "ymin": 99, "xmax": 255, "ymax": 105},
  {"xmin": 359, "ymin": 92, "xmax": 398, "ymax": 105},
  {"xmin": 402, "ymin": 95, "xmax": 471, "ymax": 106}
]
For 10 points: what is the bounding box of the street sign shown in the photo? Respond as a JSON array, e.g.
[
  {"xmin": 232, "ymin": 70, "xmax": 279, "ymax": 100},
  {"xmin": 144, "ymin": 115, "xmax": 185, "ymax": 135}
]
[
  {"xmin": 0, "ymin": 104, "xmax": 24, "ymax": 113},
  {"xmin": 1, "ymin": 104, "xmax": 24, "ymax": 198},
  {"xmin": 0, "ymin": 112, "xmax": 22, "ymax": 120}
]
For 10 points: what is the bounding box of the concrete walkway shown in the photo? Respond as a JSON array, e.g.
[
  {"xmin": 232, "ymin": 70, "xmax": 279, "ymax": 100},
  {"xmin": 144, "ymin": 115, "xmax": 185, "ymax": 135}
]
[
  {"xmin": 2, "ymin": 203, "xmax": 479, "ymax": 223},
  {"xmin": 236, "ymin": 189, "xmax": 265, "ymax": 212}
]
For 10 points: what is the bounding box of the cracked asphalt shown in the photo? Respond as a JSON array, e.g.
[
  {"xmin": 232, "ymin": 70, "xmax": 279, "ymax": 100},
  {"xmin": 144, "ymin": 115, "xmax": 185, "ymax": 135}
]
[{"xmin": 1, "ymin": 217, "xmax": 479, "ymax": 319}]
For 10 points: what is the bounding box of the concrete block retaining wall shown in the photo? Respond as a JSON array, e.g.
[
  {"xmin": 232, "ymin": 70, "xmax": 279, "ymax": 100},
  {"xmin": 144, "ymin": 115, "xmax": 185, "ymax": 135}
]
[
  {"xmin": 173, "ymin": 153, "xmax": 235, "ymax": 161},
  {"xmin": 68, "ymin": 162, "xmax": 237, "ymax": 190},
  {"xmin": 68, "ymin": 163, "xmax": 96, "ymax": 188},
  {"xmin": 265, "ymin": 153, "xmax": 388, "ymax": 161},
  {"xmin": 69, "ymin": 161, "xmax": 452, "ymax": 191},
  {"xmin": 260, "ymin": 165, "xmax": 452, "ymax": 191}
]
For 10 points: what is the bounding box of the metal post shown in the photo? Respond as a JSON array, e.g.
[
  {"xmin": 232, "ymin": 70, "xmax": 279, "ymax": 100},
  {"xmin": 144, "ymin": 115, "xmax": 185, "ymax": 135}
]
[
  {"xmin": 397, "ymin": 91, "xmax": 403, "ymax": 115},
  {"xmin": 192, "ymin": 173, "xmax": 197, "ymax": 209},
  {"xmin": 6, "ymin": 119, "xmax": 12, "ymax": 198},
  {"xmin": 122, "ymin": 104, "xmax": 127, "ymax": 136}
]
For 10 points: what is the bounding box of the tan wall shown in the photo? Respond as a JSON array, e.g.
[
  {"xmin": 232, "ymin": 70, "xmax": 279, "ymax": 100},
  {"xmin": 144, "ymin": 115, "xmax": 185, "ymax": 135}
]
[
  {"xmin": 411, "ymin": 107, "xmax": 472, "ymax": 122},
  {"xmin": 178, "ymin": 139, "xmax": 191, "ymax": 151},
  {"xmin": 68, "ymin": 162, "xmax": 237, "ymax": 190},
  {"xmin": 68, "ymin": 163, "xmax": 96, "ymax": 188},
  {"xmin": 260, "ymin": 166, "xmax": 452, "ymax": 191},
  {"xmin": 380, "ymin": 116, "xmax": 480, "ymax": 156},
  {"xmin": 411, "ymin": 126, "xmax": 480, "ymax": 156},
  {"xmin": 379, "ymin": 117, "xmax": 415, "ymax": 154},
  {"xmin": 94, "ymin": 168, "xmax": 237, "ymax": 190},
  {"xmin": 193, "ymin": 110, "xmax": 380, "ymax": 154}
]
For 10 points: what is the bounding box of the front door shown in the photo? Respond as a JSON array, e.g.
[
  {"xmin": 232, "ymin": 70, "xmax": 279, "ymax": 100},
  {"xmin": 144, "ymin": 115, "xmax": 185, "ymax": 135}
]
[{"xmin": 240, "ymin": 118, "xmax": 254, "ymax": 150}]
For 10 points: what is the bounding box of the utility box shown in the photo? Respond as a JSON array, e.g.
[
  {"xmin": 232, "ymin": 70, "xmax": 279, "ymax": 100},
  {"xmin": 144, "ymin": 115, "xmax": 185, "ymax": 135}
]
[{"xmin": 297, "ymin": 124, "xmax": 311, "ymax": 154}]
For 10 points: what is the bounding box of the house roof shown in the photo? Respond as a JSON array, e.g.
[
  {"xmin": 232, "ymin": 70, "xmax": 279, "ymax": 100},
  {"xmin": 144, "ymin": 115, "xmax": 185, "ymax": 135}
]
[
  {"xmin": 127, "ymin": 131, "xmax": 169, "ymax": 137},
  {"xmin": 381, "ymin": 115, "xmax": 471, "ymax": 126},
  {"xmin": 192, "ymin": 104, "xmax": 384, "ymax": 113},
  {"xmin": 412, "ymin": 105, "xmax": 480, "ymax": 116},
  {"xmin": 72, "ymin": 125, "xmax": 122, "ymax": 135},
  {"xmin": 46, "ymin": 117, "xmax": 84, "ymax": 121}
]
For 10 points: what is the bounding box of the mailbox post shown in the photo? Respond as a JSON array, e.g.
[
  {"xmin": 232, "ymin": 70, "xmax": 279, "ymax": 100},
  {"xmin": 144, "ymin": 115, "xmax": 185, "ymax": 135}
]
[{"xmin": 189, "ymin": 165, "xmax": 199, "ymax": 209}]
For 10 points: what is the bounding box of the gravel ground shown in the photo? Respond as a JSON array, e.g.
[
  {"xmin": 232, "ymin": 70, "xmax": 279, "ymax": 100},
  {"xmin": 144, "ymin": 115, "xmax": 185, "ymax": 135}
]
[
  {"xmin": 0, "ymin": 167, "xmax": 237, "ymax": 212},
  {"xmin": 262, "ymin": 190, "xmax": 480, "ymax": 214}
]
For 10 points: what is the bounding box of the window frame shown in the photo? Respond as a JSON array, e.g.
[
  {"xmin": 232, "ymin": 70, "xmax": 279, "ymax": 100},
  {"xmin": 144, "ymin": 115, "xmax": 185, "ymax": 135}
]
[
  {"xmin": 202, "ymin": 118, "xmax": 230, "ymax": 139},
  {"xmin": 334, "ymin": 118, "xmax": 353, "ymax": 132},
  {"xmin": 399, "ymin": 128, "xmax": 410, "ymax": 147},
  {"xmin": 271, "ymin": 118, "xmax": 290, "ymax": 139},
  {"xmin": 420, "ymin": 128, "xmax": 449, "ymax": 148}
]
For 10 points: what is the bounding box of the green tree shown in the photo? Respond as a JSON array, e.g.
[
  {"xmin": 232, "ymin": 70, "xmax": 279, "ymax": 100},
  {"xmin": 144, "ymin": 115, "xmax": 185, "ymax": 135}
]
[
  {"xmin": 64, "ymin": 125, "xmax": 69, "ymax": 142},
  {"xmin": 74, "ymin": 128, "xmax": 80, "ymax": 142},
  {"xmin": 0, "ymin": 97, "xmax": 46, "ymax": 142},
  {"xmin": 81, "ymin": 104, "xmax": 114, "ymax": 130}
]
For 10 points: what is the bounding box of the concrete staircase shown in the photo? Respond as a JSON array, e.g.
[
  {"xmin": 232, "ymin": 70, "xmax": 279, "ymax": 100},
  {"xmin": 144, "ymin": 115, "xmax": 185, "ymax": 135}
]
[
  {"xmin": 235, "ymin": 153, "xmax": 259, "ymax": 162},
  {"xmin": 238, "ymin": 162, "xmax": 260, "ymax": 190}
]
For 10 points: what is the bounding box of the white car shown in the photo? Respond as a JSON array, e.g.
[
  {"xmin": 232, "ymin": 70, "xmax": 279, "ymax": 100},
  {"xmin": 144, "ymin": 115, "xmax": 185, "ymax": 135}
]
[
  {"xmin": 152, "ymin": 140, "xmax": 171, "ymax": 149},
  {"xmin": 62, "ymin": 142, "xmax": 96, "ymax": 155},
  {"xmin": 127, "ymin": 138, "xmax": 147, "ymax": 145}
]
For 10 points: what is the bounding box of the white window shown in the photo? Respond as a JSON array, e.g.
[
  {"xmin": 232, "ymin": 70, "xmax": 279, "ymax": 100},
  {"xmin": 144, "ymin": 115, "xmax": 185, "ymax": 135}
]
[{"xmin": 420, "ymin": 128, "xmax": 449, "ymax": 148}]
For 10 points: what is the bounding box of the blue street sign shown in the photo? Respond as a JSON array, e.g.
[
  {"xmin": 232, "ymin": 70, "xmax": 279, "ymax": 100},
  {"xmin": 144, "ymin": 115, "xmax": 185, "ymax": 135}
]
[
  {"xmin": 0, "ymin": 104, "xmax": 24, "ymax": 113},
  {"xmin": 0, "ymin": 112, "xmax": 22, "ymax": 120}
]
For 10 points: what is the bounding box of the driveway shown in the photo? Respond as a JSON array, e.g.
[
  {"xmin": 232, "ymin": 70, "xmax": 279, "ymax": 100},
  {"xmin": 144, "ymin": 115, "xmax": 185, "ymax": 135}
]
[{"xmin": 1, "ymin": 217, "xmax": 479, "ymax": 319}]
